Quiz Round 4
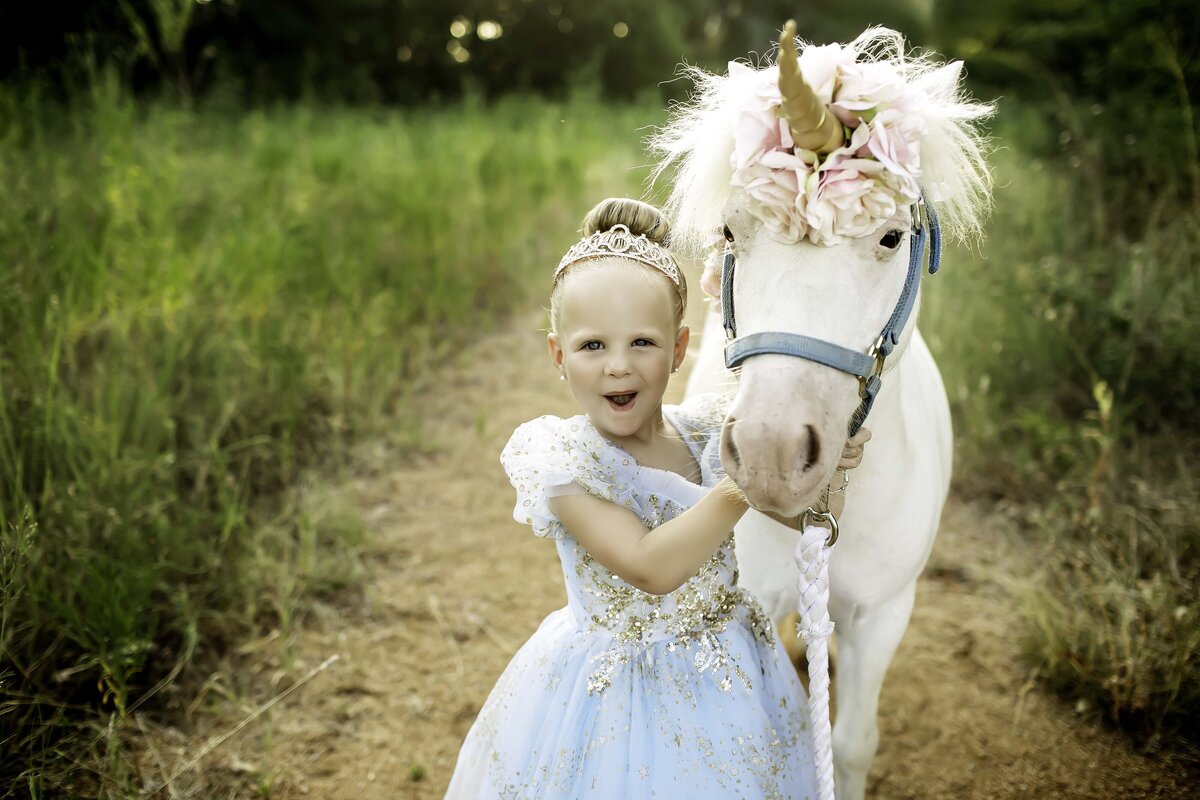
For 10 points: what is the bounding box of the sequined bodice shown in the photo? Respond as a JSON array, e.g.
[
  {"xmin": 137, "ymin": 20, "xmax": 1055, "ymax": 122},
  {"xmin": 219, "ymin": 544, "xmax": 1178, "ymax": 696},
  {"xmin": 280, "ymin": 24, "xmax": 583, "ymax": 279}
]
[
  {"xmin": 555, "ymin": 493, "xmax": 775, "ymax": 696},
  {"xmin": 462, "ymin": 394, "xmax": 813, "ymax": 799},
  {"xmin": 532, "ymin": 408, "xmax": 776, "ymax": 697}
]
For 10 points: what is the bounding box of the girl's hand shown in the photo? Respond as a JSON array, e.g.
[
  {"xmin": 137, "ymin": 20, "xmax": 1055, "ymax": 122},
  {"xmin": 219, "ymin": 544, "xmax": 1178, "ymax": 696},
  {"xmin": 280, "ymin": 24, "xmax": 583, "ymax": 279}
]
[
  {"xmin": 715, "ymin": 474, "xmax": 749, "ymax": 510},
  {"xmin": 838, "ymin": 427, "xmax": 872, "ymax": 471}
]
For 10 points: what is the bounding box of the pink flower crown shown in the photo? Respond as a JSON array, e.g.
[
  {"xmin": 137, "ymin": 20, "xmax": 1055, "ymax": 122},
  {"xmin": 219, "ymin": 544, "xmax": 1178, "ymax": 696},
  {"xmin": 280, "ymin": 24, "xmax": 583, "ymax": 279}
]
[{"xmin": 729, "ymin": 25, "xmax": 927, "ymax": 249}]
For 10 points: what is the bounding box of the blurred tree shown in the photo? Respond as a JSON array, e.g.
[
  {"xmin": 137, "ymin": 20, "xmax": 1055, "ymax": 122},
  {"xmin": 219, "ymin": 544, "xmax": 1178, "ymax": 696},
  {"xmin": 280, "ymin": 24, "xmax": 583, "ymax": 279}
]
[
  {"xmin": 1, "ymin": 0, "xmax": 1193, "ymax": 227},
  {"xmin": 930, "ymin": 0, "xmax": 1200, "ymax": 223},
  {"xmin": 116, "ymin": 0, "xmax": 200, "ymax": 101},
  {"xmin": 1, "ymin": 0, "xmax": 934, "ymax": 103}
]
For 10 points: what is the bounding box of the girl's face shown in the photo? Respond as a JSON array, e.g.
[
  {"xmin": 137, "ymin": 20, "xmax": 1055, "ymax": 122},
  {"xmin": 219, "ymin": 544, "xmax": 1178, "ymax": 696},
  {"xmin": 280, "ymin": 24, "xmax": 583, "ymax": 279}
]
[{"xmin": 548, "ymin": 261, "xmax": 688, "ymax": 444}]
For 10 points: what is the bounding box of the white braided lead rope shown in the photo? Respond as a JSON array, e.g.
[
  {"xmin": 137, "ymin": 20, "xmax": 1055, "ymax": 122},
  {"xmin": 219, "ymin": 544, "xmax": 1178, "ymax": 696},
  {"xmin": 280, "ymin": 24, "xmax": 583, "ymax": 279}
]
[{"xmin": 795, "ymin": 525, "xmax": 836, "ymax": 800}]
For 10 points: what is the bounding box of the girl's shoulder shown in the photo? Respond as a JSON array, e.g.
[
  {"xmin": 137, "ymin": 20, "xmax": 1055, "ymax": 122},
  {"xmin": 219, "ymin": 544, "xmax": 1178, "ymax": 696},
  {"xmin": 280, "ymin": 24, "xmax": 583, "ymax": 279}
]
[
  {"xmin": 502, "ymin": 413, "xmax": 588, "ymax": 461},
  {"xmin": 502, "ymin": 413, "xmax": 636, "ymax": 478},
  {"xmin": 500, "ymin": 414, "xmax": 642, "ymax": 539}
]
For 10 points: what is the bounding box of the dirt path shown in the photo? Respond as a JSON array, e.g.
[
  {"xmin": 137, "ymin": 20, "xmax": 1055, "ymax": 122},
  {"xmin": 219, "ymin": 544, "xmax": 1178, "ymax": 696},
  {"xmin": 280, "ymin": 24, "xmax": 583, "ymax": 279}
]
[{"xmin": 139, "ymin": 302, "xmax": 1194, "ymax": 799}]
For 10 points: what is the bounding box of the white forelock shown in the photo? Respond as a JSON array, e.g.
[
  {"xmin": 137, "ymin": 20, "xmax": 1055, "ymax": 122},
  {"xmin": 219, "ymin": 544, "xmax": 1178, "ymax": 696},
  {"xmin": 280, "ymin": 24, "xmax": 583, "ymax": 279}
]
[{"xmin": 648, "ymin": 26, "xmax": 995, "ymax": 257}]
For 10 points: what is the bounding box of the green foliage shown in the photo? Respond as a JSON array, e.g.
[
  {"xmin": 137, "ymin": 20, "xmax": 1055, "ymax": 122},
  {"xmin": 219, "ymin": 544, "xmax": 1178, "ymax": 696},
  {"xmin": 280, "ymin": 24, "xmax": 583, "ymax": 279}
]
[
  {"xmin": 0, "ymin": 77, "xmax": 652, "ymax": 790},
  {"xmin": 3, "ymin": 0, "xmax": 935, "ymax": 106},
  {"xmin": 1018, "ymin": 449, "xmax": 1200, "ymax": 741},
  {"xmin": 923, "ymin": 20, "xmax": 1199, "ymax": 738},
  {"xmin": 923, "ymin": 115, "xmax": 1200, "ymax": 743},
  {"xmin": 116, "ymin": 0, "xmax": 200, "ymax": 100},
  {"xmin": 927, "ymin": 138, "xmax": 1200, "ymax": 446},
  {"xmin": 932, "ymin": 0, "xmax": 1200, "ymax": 232}
]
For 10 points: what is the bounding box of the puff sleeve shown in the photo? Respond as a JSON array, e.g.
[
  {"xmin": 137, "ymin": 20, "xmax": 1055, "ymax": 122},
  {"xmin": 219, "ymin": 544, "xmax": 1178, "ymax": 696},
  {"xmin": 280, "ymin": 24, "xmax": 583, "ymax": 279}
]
[{"xmin": 500, "ymin": 416, "xmax": 644, "ymax": 539}]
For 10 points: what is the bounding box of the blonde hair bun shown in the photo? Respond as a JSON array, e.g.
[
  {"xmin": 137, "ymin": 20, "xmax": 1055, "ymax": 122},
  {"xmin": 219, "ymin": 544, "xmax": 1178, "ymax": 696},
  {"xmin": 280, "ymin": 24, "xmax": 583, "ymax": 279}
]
[{"xmin": 581, "ymin": 198, "xmax": 670, "ymax": 245}]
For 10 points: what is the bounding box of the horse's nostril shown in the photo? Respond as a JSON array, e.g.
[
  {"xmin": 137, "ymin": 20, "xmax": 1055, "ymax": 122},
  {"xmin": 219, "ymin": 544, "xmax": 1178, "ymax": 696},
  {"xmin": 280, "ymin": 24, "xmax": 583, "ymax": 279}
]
[{"xmin": 800, "ymin": 424, "xmax": 820, "ymax": 473}]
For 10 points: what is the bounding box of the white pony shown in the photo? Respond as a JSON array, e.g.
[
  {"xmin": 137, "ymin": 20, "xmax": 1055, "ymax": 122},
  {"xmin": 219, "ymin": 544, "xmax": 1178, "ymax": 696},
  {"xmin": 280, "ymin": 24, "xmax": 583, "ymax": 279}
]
[{"xmin": 651, "ymin": 25, "xmax": 992, "ymax": 800}]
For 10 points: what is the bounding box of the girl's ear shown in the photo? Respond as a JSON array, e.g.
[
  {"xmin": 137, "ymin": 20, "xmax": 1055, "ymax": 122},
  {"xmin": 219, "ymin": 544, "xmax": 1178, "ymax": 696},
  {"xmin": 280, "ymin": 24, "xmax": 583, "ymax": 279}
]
[
  {"xmin": 547, "ymin": 332, "xmax": 565, "ymax": 371},
  {"xmin": 672, "ymin": 325, "xmax": 690, "ymax": 372}
]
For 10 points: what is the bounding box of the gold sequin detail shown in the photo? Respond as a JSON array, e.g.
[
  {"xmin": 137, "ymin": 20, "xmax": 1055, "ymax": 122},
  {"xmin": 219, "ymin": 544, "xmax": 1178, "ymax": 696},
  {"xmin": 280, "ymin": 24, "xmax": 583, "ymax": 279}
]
[{"xmin": 475, "ymin": 399, "xmax": 811, "ymax": 798}]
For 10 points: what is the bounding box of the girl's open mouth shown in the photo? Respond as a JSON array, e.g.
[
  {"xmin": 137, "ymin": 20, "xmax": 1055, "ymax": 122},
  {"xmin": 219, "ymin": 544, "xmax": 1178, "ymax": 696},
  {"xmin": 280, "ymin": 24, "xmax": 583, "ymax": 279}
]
[{"xmin": 606, "ymin": 392, "xmax": 637, "ymax": 411}]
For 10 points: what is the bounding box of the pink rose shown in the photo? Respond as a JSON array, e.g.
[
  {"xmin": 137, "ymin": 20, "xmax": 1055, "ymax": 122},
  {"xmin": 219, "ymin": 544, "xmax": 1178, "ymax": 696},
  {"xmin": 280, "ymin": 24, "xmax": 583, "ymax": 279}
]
[
  {"xmin": 831, "ymin": 61, "xmax": 907, "ymax": 127},
  {"xmin": 797, "ymin": 43, "xmax": 854, "ymax": 105},
  {"xmin": 732, "ymin": 104, "xmax": 782, "ymax": 171},
  {"xmin": 734, "ymin": 154, "xmax": 813, "ymax": 243},
  {"xmin": 865, "ymin": 108, "xmax": 925, "ymax": 200},
  {"xmin": 731, "ymin": 70, "xmax": 795, "ymax": 170},
  {"xmin": 730, "ymin": 70, "xmax": 812, "ymax": 243},
  {"xmin": 725, "ymin": 51, "xmax": 928, "ymax": 247},
  {"xmin": 699, "ymin": 233, "xmax": 725, "ymax": 306},
  {"xmin": 803, "ymin": 127, "xmax": 905, "ymax": 245}
]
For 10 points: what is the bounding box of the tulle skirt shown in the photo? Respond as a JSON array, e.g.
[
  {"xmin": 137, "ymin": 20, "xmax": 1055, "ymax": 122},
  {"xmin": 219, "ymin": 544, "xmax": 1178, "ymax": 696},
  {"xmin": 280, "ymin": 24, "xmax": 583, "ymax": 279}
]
[{"xmin": 444, "ymin": 606, "xmax": 817, "ymax": 800}]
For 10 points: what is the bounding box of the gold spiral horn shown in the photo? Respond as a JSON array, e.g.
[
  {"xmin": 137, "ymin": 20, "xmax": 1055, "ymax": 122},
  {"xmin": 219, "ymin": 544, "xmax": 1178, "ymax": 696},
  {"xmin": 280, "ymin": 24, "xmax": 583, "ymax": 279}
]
[{"xmin": 777, "ymin": 19, "xmax": 843, "ymax": 154}]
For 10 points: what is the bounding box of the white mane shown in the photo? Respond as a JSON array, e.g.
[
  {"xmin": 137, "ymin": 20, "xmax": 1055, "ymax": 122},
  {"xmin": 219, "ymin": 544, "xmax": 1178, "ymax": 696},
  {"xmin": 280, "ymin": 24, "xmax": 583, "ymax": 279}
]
[{"xmin": 649, "ymin": 27, "xmax": 994, "ymax": 256}]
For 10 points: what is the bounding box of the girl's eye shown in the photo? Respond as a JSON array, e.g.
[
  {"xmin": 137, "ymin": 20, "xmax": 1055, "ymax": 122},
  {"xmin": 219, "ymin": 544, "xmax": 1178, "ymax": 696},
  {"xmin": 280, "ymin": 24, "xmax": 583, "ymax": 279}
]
[
  {"xmin": 582, "ymin": 341, "xmax": 603, "ymax": 351},
  {"xmin": 633, "ymin": 338, "xmax": 654, "ymax": 347}
]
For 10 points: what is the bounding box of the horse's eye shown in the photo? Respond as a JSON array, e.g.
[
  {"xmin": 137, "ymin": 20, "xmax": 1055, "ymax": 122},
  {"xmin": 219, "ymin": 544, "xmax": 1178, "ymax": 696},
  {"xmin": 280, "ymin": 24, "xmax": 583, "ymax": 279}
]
[
  {"xmin": 723, "ymin": 225, "xmax": 735, "ymax": 242},
  {"xmin": 879, "ymin": 229, "xmax": 904, "ymax": 249}
]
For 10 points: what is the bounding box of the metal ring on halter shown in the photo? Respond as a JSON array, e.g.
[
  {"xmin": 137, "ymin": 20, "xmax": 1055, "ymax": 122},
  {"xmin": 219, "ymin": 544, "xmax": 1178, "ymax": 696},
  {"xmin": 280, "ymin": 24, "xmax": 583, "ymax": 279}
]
[
  {"xmin": 801, "ymin": 507, "xmax": 839, "ymax": 547},
  {"xmin": 858, "ymin": 335, "xmax": 887, "ymax": 399}
]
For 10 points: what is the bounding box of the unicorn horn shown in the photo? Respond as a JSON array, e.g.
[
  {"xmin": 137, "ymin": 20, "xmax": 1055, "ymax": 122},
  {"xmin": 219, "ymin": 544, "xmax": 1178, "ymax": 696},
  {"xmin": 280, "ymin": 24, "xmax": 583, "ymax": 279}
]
[{"xmin": 777, "ymin": 19, "xmax": 843, "ymax": 154}]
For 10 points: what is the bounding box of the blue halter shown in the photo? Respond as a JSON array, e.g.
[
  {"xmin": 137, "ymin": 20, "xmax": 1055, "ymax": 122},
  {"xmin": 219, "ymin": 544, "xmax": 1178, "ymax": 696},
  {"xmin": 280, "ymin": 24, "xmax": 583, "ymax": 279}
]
[{"xmin": 720, "ymin": 193, "xmax": 942, "ymax": 436}]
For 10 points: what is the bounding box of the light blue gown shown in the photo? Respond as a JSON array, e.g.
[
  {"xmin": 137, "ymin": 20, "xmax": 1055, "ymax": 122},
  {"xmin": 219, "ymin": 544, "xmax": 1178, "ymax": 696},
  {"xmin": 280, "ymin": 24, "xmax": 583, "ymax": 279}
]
[{"xmin": 444, "ymin": 396, "xmax": 817, "ymax": 799}]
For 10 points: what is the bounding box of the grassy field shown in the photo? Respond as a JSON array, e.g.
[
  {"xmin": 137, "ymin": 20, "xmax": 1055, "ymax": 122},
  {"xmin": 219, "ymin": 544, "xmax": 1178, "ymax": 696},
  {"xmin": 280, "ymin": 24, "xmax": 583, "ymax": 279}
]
[
  {"xmin": 922, "ymin": 134, "xmax": 1200, "ymax": 746},
  {"xmin": 0, "ymin": 79, "xmax": 654, "ymax": 793},
  {"xmin": 1, "ymin": 81, "xmax": 1195, "ymax": 793}
]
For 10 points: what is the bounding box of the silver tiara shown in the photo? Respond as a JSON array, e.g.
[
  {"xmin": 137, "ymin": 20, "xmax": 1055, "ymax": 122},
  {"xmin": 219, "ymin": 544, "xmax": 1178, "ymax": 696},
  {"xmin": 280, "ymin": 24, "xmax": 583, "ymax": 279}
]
[{"xmin": 554, "ymin": 224, "xmax": 681, "ymax": 286}]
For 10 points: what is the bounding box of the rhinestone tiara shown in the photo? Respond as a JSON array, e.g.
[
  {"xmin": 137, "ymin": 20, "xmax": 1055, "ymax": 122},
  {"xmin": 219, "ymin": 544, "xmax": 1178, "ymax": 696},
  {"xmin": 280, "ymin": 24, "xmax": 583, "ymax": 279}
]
[{"xmin": 554, "ymin": 224, "xmax": 681, "ymax": 286}]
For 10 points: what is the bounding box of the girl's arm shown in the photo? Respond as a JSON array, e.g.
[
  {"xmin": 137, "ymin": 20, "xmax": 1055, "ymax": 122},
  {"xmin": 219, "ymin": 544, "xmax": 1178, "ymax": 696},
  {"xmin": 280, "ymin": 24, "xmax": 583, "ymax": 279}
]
[
  {"xmin": 548, "ymin": 428, "xmax": 872, "ymax": 595},
  {"xmin": 548, "ymin": 476, "xmax": 748, "ymax": 596}
]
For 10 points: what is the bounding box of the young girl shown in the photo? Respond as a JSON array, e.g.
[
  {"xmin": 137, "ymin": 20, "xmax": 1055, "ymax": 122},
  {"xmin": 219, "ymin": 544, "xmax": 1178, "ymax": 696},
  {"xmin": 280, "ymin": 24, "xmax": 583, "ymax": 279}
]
[{"xmin": 444, "ymin": 198, "xmax": 867, "ymax": 799}]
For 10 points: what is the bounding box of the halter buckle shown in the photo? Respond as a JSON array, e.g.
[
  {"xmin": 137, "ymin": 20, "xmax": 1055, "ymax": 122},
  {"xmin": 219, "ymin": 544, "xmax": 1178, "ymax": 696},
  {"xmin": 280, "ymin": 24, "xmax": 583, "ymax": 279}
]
[{"xmin": 858, "ymin": 335, "xmax": 887, "ymax": 399}]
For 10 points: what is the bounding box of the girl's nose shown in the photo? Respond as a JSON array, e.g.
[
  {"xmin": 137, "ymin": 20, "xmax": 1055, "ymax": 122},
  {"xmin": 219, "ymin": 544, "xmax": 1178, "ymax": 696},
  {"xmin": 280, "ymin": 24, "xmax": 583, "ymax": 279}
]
[{"xmin": 604, "ymin": 351, "xmax": 631, "ymax": 376}]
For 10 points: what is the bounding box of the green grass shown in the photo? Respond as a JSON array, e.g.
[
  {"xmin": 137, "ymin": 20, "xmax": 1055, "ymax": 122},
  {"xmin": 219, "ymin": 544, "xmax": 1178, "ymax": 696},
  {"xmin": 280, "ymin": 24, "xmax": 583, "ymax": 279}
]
[
  {"xmin": 1, "ymin": 73, "xmax": 1195, "ymax": 792},
  {"xmin": 0, "ymin": 74, "xmax": 654, "ymax": 793},
  {"xmin": 922, "ymin": 124, "xmax": 1200, "ymax": 746}
]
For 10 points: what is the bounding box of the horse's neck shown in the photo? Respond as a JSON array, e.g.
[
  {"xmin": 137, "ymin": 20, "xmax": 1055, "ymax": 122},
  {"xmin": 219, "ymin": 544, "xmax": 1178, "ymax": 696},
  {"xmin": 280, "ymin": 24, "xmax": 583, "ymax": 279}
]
[{"xmin": 863, "ymin": 326, "xmax": 953, "ymax": 490}]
